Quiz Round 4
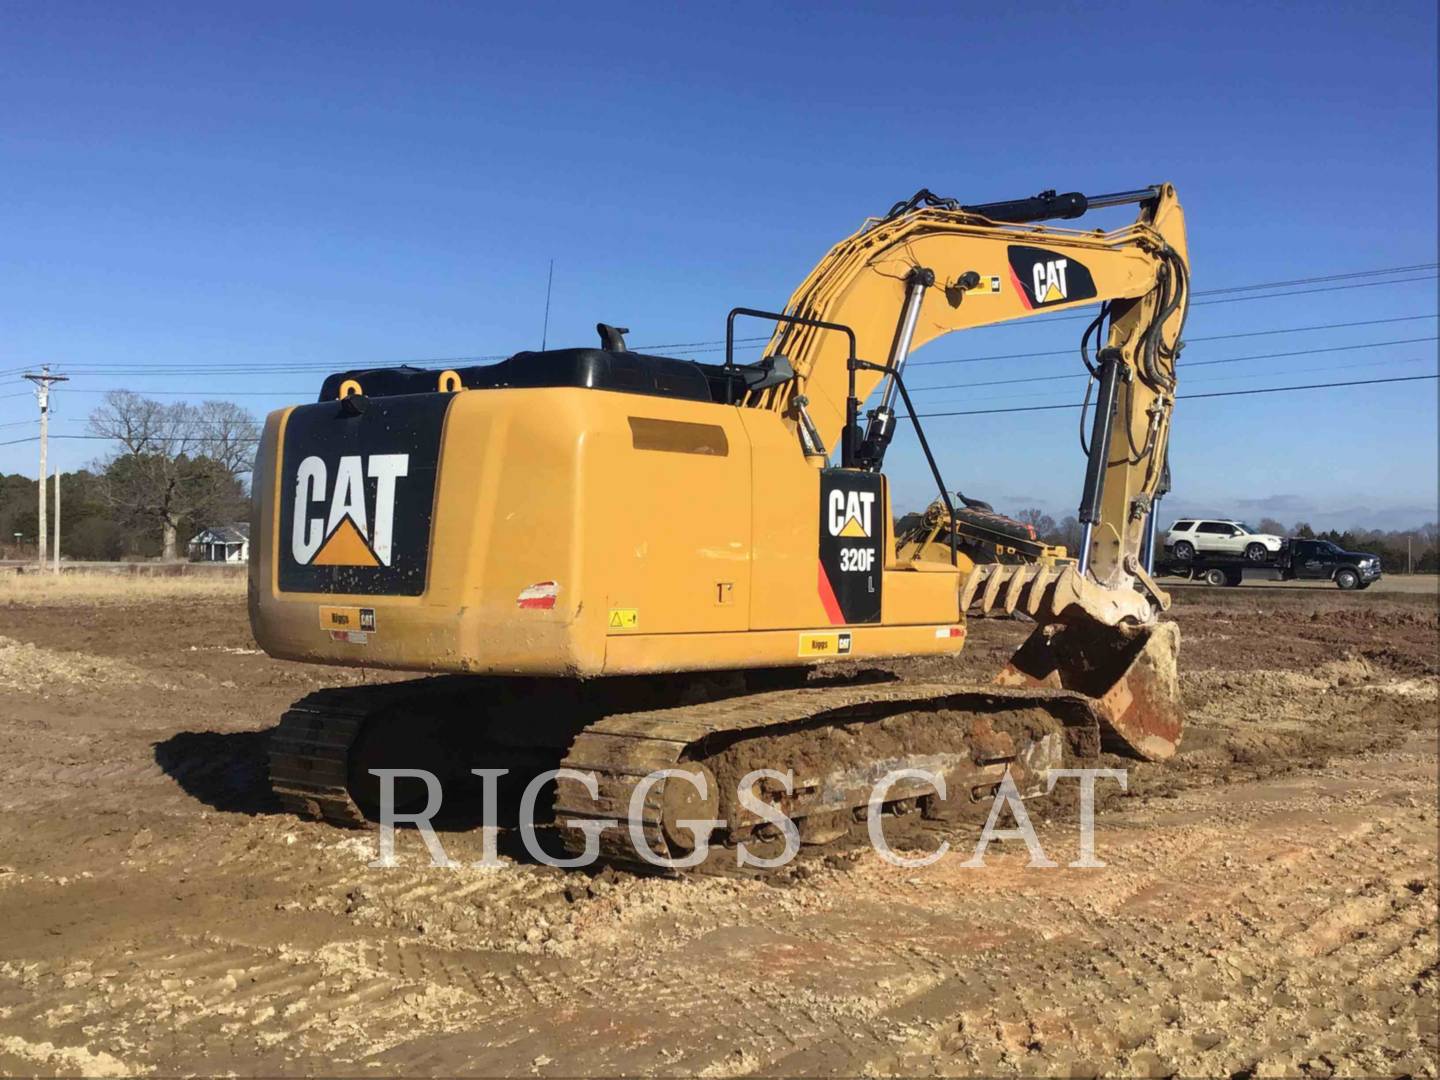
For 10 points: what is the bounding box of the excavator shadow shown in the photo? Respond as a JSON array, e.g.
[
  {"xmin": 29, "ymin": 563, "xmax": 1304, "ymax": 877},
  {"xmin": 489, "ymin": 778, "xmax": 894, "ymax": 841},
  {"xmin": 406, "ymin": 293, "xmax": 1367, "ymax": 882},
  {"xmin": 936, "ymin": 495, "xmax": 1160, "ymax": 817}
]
[
  {"xmin": 151, "ymin": 725, "xmax": 578, "ymax": 860},
  {"xmin": 152, "ymin": 729, "xmax": 284, "ymax": 817}
]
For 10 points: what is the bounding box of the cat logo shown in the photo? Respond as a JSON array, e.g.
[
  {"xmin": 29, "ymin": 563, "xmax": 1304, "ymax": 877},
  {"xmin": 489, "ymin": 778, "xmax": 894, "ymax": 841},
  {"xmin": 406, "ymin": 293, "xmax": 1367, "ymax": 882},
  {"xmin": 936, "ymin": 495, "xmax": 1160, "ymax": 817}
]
[
  {"xmin": 1007, "ymin": 245, "xmax": 1098, "ymax": 310},
  {"xmin": 291, "ymin": 454, "xmax": 409, "ymax": 568},
  {"xmin": 827, "ymin": 488, "xmax": 875, "ymax": 538},
  {"xmin": 1032, "ymin": 258, "xmax": 1069, "ymax": 304}
]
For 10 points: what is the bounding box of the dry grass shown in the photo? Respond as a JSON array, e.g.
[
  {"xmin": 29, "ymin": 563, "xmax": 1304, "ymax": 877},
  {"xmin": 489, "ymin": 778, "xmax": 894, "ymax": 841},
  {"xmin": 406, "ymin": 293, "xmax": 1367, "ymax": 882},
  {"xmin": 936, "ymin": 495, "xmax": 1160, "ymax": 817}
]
[{"xmin": 0, "ymin": 571, "xmax": 245, "ymax": 607}]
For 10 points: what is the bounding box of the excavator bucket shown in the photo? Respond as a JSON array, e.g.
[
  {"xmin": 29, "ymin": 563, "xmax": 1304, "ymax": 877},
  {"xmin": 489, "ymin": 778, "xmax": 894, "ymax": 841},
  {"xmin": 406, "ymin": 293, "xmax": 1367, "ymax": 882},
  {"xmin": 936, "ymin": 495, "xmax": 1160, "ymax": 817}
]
[
  {"xmin": 964, "ymin": 563, "xmax": 1183, "ymax": 761},
  {"xmin": 996, "ymin": 618, "xmax": 1182, "ymax": 761}
]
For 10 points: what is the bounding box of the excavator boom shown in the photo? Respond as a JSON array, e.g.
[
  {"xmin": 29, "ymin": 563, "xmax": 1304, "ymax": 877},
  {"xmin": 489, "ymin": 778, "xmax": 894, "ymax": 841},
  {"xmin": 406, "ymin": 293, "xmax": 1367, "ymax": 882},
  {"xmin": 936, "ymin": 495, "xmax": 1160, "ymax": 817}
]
[{"xmin": 752, "ymin": 183, "xmax": 1187, "ymax": 600}]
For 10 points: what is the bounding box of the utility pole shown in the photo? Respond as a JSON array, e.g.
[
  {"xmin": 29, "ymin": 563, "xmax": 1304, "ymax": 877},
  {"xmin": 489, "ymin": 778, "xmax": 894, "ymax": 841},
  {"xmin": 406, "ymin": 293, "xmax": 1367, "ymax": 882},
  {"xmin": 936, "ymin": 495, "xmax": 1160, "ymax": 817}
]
[
  {"xmin": 22, "ymin": 366, "xmax": 68, "ymax": 570},
  {"xmin": 53, "ymin": 469, "xmax": 61, "ymax": 573}
]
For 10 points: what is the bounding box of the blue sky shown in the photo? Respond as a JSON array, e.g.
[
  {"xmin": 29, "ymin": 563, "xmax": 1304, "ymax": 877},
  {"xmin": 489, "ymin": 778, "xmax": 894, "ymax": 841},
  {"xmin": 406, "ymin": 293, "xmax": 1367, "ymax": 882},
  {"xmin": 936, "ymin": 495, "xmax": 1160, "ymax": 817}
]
[{"xmin": 1, "ymin": 1, "xmax": 1436, "ymax": 529}]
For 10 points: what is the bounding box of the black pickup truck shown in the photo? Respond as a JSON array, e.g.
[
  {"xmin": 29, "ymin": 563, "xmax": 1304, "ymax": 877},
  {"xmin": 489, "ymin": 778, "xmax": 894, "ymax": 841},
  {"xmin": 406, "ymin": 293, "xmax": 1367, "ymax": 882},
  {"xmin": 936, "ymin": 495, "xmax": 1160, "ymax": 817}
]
[
  {"xmin": 1162, "ymin": 537, "xmax": 1383, "ymax": 589},
  {"xmin": 1280, "ymin": 538, "xmax": 1383, "ymax": 589}
]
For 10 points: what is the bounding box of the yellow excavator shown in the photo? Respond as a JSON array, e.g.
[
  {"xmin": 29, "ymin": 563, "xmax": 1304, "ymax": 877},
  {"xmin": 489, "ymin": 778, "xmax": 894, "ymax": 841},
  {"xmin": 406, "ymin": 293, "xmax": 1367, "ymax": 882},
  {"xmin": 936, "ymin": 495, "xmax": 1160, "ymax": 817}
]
[{"xmin": 250, "ymin": 182, "xmax": 1189, "ymax": 867}]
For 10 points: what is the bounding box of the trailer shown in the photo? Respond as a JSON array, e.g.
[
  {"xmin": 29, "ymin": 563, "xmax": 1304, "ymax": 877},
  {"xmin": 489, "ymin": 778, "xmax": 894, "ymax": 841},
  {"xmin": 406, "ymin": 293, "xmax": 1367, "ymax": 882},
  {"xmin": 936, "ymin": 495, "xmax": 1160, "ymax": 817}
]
[{"xmin": 1159, "ymin": 537, "xmax": 1383, "ymax": 590}]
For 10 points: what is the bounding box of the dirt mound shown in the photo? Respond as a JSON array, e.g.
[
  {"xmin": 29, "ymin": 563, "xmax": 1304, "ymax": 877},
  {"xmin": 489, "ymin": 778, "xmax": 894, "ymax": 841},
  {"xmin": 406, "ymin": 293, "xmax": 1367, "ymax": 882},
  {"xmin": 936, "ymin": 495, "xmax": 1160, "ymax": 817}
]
[{"xmin": 0, "ymin": 635, "xmax": 167, "ymax": 695}]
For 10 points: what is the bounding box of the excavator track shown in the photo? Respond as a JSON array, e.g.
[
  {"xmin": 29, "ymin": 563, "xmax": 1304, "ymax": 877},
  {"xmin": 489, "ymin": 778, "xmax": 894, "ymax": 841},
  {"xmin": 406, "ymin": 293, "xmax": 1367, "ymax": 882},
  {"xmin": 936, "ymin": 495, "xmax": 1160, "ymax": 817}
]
[
  {"xmin": 267, "ymin": 680, "xmax": 491, "ymax": 828},
  {"xmin": 554, "ymin": 681, "xmax": 1110, "ymax": 873},
  {"xmin": 269, "ymin": 685, "xmax": 390, "ymax": 827},
  {"xmin": 269, "ymin": 652, "xmax": 1174, "ymax": 875}
]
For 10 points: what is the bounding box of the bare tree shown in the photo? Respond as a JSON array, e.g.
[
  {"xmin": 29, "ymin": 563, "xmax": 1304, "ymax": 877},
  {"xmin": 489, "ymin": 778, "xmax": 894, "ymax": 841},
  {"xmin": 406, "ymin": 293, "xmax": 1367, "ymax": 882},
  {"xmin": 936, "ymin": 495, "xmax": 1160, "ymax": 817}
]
[
  {"xmin": 88, "ymin": 391, "xmax": 260, "ymax": 560},
  {"xmin": 1014, "ymin": 507, "xmax": 1057, "ymax": 539},
  {"xmin": 1256, "ymin": 517, "xmax": 1287, "ymax": 535},
  {"xmin": 1054, "ymin": 514, "xmax": 1083, "ymax": 552},
  {"xmin": 193, "ymin": 399, "xmax": 264, "ymax": 480}
]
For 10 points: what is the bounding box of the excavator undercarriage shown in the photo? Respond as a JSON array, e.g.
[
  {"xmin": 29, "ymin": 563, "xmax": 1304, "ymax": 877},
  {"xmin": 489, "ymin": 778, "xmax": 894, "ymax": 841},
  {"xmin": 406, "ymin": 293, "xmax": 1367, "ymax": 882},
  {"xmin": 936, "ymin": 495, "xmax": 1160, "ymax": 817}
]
[{"xmin": 268, "ymin": 624, "xmax": 1176, "ymax": 873}]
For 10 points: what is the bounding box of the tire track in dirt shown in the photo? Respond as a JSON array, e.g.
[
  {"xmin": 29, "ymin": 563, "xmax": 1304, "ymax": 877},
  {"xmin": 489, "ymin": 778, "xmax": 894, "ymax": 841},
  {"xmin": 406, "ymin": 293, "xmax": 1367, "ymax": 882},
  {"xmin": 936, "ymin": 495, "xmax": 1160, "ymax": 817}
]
[{"xmin": 0, "ymin": 585, "xmax": 1435, "ymax": 1075}]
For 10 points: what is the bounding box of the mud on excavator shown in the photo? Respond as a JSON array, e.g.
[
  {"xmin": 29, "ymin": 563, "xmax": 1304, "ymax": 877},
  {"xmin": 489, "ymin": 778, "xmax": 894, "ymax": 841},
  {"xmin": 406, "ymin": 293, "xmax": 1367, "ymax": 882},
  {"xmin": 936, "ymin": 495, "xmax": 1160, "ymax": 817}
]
[{"xmin": 250, "ymin": 183, "xmax": 1190, "ymax": 869}]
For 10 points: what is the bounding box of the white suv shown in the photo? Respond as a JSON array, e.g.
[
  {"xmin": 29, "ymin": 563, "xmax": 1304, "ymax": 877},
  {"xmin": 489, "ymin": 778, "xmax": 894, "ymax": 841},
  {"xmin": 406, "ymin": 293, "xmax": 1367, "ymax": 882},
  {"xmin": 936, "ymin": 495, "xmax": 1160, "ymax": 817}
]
[{"xmin": 1165, "ymin": 519, "xmax": 1284, "ymax": 562}]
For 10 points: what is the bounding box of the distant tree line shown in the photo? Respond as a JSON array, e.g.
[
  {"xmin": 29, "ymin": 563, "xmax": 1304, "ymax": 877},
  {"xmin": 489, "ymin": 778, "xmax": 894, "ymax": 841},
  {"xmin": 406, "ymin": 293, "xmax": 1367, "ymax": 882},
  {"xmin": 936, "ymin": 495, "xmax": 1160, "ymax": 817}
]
[{"xmin": 0, "ymin": 391, "xmax": 258, "ymax": 561}]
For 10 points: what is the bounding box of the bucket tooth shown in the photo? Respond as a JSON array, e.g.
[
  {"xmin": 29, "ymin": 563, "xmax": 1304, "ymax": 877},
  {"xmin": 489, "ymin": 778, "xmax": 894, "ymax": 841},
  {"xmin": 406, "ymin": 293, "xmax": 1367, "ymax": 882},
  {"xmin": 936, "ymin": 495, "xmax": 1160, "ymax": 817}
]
[
  {"xmin": 960, "ymin": 565, "xmax": 989, "ymax": 611},
  {"xmin": 979, "ymin": 563, "xmax": 1008, "ymax": 614},
  {"xmin": 1015, "ymin": 564, "xmax": 1157, "ymax": 628},
  {"xmin": 1024, "ymin": 565, "xmax": 1056, "ymax": 617},
  {"xmin": 1002, "ymin": 564, "xmax": 1032, "ymax": 615}
]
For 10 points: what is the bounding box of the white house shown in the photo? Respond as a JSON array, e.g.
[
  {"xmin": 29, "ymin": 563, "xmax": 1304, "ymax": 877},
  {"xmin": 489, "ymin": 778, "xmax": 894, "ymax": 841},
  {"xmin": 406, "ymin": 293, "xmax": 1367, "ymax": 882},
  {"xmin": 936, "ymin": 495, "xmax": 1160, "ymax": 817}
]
[{"xmin": 188, "ymin": 523, "xmax": 250, "ymax": 563}]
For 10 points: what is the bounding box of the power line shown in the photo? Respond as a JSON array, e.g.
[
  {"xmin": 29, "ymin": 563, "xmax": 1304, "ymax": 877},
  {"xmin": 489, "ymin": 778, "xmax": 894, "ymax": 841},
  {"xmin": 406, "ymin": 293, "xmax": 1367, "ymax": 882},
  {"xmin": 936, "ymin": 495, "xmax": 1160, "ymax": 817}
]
[
  {"xmin": 915, "ymin": 357, "xmax": 1432, "ymax": 408},
  {"xmin": 27, "ymin": 333, "xmax": 1440, "ymax": 404},
  {"xmin": 7, "ymin": 372, "xmax": 1429, "ymax": 447},
  {"xmin": 1184, "ymin": 336, "xmax": 1436, "ymax": 370},
  {"xmin": 43, "ymin": 270, "xmax": 1440, "ymax": 376},
  {"xmin": 908, "ymin": 313, "xmax": 1438, "ymax": 370},
  {"xmin": 913, "ymin": 374, "xmax": 1439, "ymax": 419},
  {"xmin": 1190, "ymin": 262, "xmax": 1437, "ymax": 296},
  {"xmin": 1182, "ymin": 374, "xmax": 1437, "ymax": 401},
  {"xmin": 15, "ymin": 336, "xmax": 777, "ymax": 379},
  {"xmin": 7, "ymin": 263, "xmax": 1435, "ymax": 380},
  {"xmin": 0, "ymin": 433, "xmax": 263, "ymax": 446},
  {"xmin": 909, "ymin": 335, "xmax": 1440, "ymax": 393}
]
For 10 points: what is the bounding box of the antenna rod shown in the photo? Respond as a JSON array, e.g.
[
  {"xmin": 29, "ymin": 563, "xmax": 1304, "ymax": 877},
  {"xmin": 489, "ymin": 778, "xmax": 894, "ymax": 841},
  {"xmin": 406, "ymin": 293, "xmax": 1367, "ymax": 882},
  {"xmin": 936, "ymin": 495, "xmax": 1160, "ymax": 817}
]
[{"xmin": 541, "ymin": 259, "xmax": 555, "ymax": 350}]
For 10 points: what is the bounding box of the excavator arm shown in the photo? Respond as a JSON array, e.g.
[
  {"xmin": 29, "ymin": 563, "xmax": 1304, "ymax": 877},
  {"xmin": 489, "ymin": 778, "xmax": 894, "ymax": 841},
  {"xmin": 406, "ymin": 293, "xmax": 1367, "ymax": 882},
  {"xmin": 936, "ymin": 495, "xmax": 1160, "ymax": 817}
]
[
  {"xmin": 748, "ymin": 184, "xmax": 1189, "ymax": 630},
  {"xmin": 746, "ymin": 184, "xmax": 1190, "ymax": 760}
]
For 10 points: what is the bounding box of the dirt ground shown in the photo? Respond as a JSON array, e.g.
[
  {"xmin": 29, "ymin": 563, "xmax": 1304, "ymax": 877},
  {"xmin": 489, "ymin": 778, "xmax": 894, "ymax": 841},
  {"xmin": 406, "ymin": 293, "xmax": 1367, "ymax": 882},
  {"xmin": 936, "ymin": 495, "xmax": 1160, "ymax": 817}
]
[{"xmin": 0, "ymin": 576, "xmax": 1435, "ymax": 1077}]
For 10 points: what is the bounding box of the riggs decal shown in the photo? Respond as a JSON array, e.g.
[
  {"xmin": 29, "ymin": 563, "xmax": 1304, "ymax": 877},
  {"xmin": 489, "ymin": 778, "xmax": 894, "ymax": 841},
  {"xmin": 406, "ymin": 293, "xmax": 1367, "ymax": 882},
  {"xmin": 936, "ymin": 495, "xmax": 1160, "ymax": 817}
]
[
  {"xmin": 291, "ymin": 453, "xmax": 409, "ymax": 568},
  {"xmin": 818, "ymin": 472, "xmax": 883, "ymax": 625},
  {"xmin": 277, "ymin": 394, "xmax": 449, "ymax": 596},
  {"xmin": 1007, "ymin": 245, "xmax": 1098, "ymax": 310}
]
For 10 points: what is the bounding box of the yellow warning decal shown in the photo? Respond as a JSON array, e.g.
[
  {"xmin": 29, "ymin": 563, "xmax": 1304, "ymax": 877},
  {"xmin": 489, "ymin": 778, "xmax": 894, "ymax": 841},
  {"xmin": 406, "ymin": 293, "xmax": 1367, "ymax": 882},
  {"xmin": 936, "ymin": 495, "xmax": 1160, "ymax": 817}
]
[
  {"xmin": 798, "ymin": 631, "xmax": 852, "ymax": 656},
  {"xmin": 607, "ymin": 608, "xmax": 639, "ymax": 630}
]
